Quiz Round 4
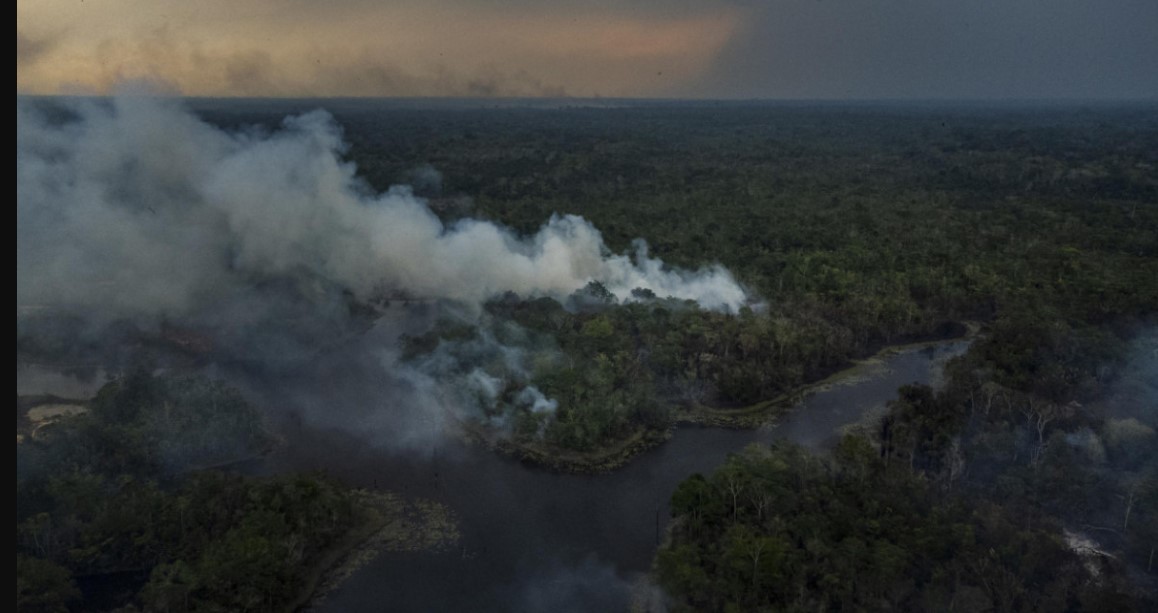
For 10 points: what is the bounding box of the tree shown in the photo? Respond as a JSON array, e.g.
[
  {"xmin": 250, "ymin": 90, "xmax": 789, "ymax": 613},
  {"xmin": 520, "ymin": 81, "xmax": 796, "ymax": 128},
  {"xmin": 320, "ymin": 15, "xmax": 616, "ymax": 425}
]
[
  {"xmin": 140, "ymin": 560, "xmax": 198, "ymax": 613},
  {"xmin": 17, "ymin": 555, "xmax": 80, "ymax": 613}
]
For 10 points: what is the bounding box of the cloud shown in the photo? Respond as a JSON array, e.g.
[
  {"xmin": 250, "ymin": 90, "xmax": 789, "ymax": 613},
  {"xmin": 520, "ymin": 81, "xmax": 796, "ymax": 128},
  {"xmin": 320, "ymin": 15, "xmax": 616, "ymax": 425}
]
[
  {"xmin": 18, "ymin": 0, "xmax": 1158, "ymax": 99},
  {"xmin": 17, "ymin": 31, "xmax": 54, "ymax": 67},
  {"xmin": 16, "ymin": 1, "xmax": 741, "ymax": 97},
  {"xmin": 16, "ymin": 29, "xmax": 573, "ymax": 98}
]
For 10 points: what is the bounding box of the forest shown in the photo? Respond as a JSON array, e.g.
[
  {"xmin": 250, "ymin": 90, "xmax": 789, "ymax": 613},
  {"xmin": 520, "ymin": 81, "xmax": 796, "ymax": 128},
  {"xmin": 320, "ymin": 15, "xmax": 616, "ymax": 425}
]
[
  {"xmin": 320, "ymin": 101, "xmax": 1158, "ymax": 606},
  {"xmin": 657, "ymin": 325, "xmax": 1156, "ymax": 611},
  {"xmin": 17, "ymin": 100, "xmax": 1158, "ymax": 610},
  {"xmin": 282, "ymin": 101, "xmax": 1158, "ymax": 459},
  {"xmin": 16, "ymin": 372, "xmax": 370, "ymax": 612}
]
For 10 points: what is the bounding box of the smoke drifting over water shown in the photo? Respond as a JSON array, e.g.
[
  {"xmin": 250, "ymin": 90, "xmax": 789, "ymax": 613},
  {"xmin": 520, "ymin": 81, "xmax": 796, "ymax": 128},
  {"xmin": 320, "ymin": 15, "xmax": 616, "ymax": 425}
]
[{"xmin": 17, "ymin": 95, "xmax": 747, "ymax": 322}]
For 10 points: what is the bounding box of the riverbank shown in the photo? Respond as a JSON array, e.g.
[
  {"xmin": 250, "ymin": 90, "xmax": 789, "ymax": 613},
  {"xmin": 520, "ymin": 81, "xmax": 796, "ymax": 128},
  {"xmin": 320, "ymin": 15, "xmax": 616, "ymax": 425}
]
[
  {"xmin": 463, "ymin": 321, "xmax": 981, "ymax": 473},
  {"xmin": 291, "ymin": 490, "xmax": 461, "ymax": 612},
  {"xmin": 679, "ymin": 320, "xmax": 981, "ymax": 429},
  {"xmin": 297, "ymin": 323, "xmax": 980, "ymax": 613},
  {"xmin": 462, "ymin": 421, "xmax": 674, "ymax": 474}
]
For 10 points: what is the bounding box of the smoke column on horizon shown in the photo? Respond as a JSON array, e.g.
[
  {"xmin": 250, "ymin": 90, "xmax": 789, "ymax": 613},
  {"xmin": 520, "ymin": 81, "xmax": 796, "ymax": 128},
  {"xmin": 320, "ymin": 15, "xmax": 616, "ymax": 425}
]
[{"xmin": 17, "ymin": 95, "xmax": 749, "ymax": 324}]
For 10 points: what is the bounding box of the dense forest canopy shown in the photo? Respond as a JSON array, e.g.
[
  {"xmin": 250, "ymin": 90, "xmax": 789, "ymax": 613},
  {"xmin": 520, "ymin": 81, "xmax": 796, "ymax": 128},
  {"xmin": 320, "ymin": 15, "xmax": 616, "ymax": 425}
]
[
  {"xmin": 298, "ymin": 102, "xmax": 1156, "ymax": 456},
  {"xmin": 658, "ymin": 435, "xmax": 1153, "ymax": 612},
  {"xmin": 16, "ymin": 373, "xmax": 368, "ymax": 612},
  {"xmin": 17, "ymin": 100, "xmax": 1158, "ymax": 610},
  {"xmin": 321, "ymin": 101, "xmax": 1157, "ymax": 606}
]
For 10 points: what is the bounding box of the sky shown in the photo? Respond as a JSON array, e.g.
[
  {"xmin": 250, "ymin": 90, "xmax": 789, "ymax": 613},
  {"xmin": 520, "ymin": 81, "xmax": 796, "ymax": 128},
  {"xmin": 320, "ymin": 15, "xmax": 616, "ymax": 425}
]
[{"xmin": 16, "ymin": 0, "xmax": 1158, "ymax": 99}]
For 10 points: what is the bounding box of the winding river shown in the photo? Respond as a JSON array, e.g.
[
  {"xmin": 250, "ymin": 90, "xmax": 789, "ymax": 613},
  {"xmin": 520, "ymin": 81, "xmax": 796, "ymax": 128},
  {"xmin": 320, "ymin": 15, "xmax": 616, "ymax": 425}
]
[{"xmin": 251, "ymin": 336, "xmax": 970, "ymax": 612}]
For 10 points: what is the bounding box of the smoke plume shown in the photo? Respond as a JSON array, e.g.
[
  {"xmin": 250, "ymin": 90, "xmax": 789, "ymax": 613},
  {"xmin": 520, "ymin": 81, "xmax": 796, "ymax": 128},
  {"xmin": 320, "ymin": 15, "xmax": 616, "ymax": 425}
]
[
  {"xmin": 17, "ymin": 94, "xmax": 750, "ymax": 449},
  {"xmin": 17, "ymin": 94, "xmax": 747, "ymax": 322}
]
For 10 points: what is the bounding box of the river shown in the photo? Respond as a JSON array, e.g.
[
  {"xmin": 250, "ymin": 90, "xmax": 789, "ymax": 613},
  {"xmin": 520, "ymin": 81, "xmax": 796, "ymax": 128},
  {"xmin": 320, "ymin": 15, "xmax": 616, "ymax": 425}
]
[{"xmin": 249, "ymin": 336, "xmax": 970, "ymax": 612}]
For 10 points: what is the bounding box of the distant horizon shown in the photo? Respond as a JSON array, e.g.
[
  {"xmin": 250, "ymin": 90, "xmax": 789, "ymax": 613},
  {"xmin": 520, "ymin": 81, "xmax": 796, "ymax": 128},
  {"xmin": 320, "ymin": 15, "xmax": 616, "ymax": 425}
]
[
  {"xmin": 19, "ymin": 93, "xmax": 1158, "ymax": 107},
  {"xmin": 19, "ymin": 1, "xmax": 1158, "ymax": 101}
]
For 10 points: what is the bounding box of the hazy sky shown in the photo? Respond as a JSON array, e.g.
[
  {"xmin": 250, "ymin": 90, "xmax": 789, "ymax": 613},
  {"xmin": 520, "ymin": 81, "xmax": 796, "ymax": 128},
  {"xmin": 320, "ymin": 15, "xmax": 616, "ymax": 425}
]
[{"xmin": 16, "ymin": 0, "xmax": 1158, "ymax": 99}]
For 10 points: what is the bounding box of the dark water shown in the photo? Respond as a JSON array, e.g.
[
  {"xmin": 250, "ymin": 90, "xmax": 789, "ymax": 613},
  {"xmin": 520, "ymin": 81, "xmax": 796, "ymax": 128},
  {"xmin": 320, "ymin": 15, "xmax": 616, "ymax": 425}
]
[{"xmin": 256, "ymin": 339, "xmax": 968, "ymax": 612}]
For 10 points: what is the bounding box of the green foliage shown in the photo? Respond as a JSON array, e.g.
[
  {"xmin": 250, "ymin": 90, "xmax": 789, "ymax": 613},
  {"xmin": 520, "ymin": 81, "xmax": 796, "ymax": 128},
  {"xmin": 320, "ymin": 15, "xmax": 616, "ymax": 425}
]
[
  {"xmin": 924, "ymin": 328, "xmax": 1158, "ymax": 578},
  {"xmin": 193, "ymin": 102, "xmax": 1158, "ymax": 602},
  {"xmin": 326, "ymin": 104, "xmax": 1156, "ymax": 328},
  {"xmin": 17, "ymin": 469, "xmax": 361, "ymax": 612},
  {"xmin": 32, "ymin": 371, "xmax": 272, "ymax": 479},
  {"xmin": 313, "ymin": 104, "xmax": 1158, "ymax": 458},
  {"xmin": 16, "ymin": 375, "xmax": 362, "ymax": 613},
  {"xmin": 17, "ymin": 555, "xmax": 80, "ymax": 613},
  {"xmin": 659, "ymin": 441, "xmax": 1151, "ymax": 612}
]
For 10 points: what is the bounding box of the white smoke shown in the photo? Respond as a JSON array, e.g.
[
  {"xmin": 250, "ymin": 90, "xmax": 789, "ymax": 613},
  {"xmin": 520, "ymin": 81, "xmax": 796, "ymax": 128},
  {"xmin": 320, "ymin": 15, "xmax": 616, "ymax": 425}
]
[
  {"xmin": 467, "ymin": 367, "xmax": 505, "ymax": 403},
  {"xmin": 17, "ymin": 94, "xmax": 753, "ymax": 449},
  {"xmin": 516, "ymin": 386, "xmax": 558, "ymax": 414},
  {"xmin": 17, "ymin": 95, "xmax": 749, "ymax": 322},
  {"xmin": 406, "ymin": 319, "xmax": 561, "ymax": 436}
]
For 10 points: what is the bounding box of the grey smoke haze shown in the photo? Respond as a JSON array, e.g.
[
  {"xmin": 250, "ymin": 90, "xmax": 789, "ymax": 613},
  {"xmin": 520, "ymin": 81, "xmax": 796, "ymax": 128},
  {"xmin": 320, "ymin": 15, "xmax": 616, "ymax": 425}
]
[
  {"xmin": 407, "ymin": 314, "xmax": 564, "ymax": 434},
  {"xmin": 17, "ymin": 94, "xmax": 751, "ymax": 450},
  {"xmin": 16, "ymin": 363, "xmax": 108, "ymax": 399},
  {"xmin": 404, "ymin": 164, "xmax": 444, "ymax": 197},
  {"xmin": 688, "ymin": 0, "xmax": 1158, "ymax": 100},
  {"xmin": 17, "ymin": 95, "xmax": 747, "ymax": 324},
  {"xmin": 1097, "ymin": 327, "xmax": 1158, "ymax": 426},
  {"xmin": 511, "ymin": 555, "xmax": 648, "ymax": 613}
]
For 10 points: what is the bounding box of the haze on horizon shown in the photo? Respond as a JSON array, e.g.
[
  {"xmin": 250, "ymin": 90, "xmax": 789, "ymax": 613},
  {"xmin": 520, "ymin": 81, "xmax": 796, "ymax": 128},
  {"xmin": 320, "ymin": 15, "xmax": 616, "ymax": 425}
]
[{"xmin": 16, "ymin": 0, "xmax": 1158, "ymax": 100}]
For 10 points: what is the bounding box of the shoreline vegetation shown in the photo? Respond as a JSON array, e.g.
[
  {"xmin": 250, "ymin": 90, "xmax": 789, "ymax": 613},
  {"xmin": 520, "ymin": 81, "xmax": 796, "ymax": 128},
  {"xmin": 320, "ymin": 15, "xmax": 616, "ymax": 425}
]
[
  {"xmin": 463, "ymin": 321, "xmax": 981, "ymax": 473},
  {"xmin": 676, "ymin": 320, "xmax": 980, "ymax": 430},
  {"xmin": 654, "ymin": 324, "xmax": 1158, "ymax": 611},
  {"xmin": 13, "ymin": 325, "xmax": 977, "ymax": 609},
  {"xmin": 15, "ymin": 372, "xmax": 462, "ymax": 613},
  {"xmin": 291, "ymin": 491, "xmax": 460, "ymax": 612}
]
